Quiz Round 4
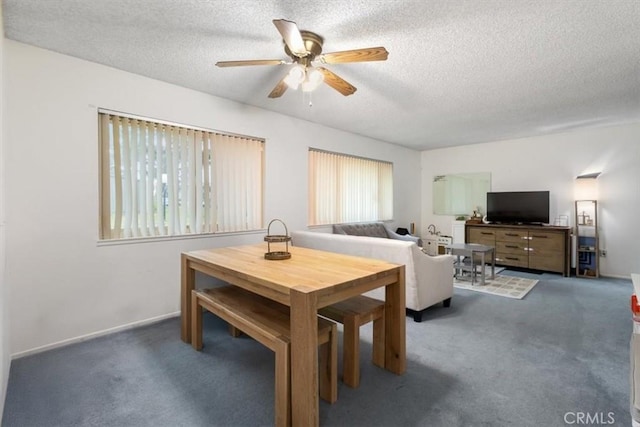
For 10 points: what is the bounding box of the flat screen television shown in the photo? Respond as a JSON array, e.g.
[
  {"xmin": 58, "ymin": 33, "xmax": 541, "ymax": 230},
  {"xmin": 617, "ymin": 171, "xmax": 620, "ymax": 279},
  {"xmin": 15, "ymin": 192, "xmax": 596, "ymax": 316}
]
[{"xmin": 486, "ymin": 191, "xmax": 550, "ymax": 224}]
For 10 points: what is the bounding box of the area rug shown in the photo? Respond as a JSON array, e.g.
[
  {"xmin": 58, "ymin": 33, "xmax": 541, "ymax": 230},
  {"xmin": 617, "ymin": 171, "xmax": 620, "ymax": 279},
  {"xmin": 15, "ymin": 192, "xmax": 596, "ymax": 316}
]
[{"xmin": 453, "ymin": 274, "xmax": 539, "ymax": 299}]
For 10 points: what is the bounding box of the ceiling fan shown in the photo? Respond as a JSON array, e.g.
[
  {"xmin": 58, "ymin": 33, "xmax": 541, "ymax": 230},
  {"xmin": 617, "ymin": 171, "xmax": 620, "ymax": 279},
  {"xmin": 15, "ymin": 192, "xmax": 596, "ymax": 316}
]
[{"xmin": 215, "ymin": 19, "xmax": 389, "ymax": 98}]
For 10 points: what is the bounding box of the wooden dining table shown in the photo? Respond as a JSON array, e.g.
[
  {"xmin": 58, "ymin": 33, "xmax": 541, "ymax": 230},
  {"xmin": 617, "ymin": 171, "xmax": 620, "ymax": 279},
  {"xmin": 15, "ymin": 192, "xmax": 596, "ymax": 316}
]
[{"xmin": 180, "ymin": 243, "xmax": 406, "ymax": 426}]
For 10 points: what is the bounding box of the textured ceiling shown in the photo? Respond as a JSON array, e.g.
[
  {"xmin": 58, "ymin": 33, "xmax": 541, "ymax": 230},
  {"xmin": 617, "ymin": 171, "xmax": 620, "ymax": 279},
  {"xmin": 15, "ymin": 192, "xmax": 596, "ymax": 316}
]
[{"xmin": 3, "ymin": 0, "xmax": 639, "ymax": 150}]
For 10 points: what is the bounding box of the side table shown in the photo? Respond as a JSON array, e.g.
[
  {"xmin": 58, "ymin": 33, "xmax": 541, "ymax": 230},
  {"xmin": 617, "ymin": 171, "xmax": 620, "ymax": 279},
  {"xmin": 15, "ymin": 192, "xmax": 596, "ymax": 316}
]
[{"xmin": 445, "ymin": 243, "xmax": 496, "ymax": 286}]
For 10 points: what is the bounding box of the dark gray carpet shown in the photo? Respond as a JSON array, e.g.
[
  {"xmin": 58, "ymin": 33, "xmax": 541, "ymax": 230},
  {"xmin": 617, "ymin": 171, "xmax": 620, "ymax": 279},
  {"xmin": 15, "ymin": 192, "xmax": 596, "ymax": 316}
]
[{"xmin": 2, "ymin": 271, "xmax": 633, "ymax": 426}]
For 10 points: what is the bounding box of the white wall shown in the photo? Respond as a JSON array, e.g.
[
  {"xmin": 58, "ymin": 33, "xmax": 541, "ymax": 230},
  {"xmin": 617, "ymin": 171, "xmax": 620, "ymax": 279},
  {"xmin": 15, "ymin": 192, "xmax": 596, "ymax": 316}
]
[
  {"xmin": 0, "ymin": 4, "xmax": 8, "ymax": 418},
  {"xmin": 421, "ymin": 123, "xmax": 640, "ymax": 278},
  {"xmin": 4, "ymin": 41, "xmax": 421, "ymax": 356}
]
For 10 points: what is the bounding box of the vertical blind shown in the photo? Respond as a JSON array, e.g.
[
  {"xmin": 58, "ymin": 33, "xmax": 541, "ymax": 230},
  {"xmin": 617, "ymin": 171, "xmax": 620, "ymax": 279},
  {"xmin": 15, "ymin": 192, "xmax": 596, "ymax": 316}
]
[
  {"xmin": 308, "ymin": 149, "xmax": 393, "ymax": 225},
  {"xmin": 99, "ymin": 112, "xmax": 264, "ymax": 240}
]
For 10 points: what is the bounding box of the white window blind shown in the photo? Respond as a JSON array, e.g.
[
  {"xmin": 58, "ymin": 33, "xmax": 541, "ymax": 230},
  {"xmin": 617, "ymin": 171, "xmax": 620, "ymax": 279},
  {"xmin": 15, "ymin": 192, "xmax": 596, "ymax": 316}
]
[
  {"xmin": 99, "ymin": 112, "xmax": 264, "ymax": 240},
  {"xmin": 308, "ymin": 149, "xmax": 393, "ymax": 225}
]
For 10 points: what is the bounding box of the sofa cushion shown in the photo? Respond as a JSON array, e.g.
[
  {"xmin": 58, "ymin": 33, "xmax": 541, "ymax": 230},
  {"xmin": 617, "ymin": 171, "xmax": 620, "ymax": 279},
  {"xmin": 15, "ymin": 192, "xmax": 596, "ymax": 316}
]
[{"xmin": 333, "ymin": 223, "xmax": 389, "ymax": 238}]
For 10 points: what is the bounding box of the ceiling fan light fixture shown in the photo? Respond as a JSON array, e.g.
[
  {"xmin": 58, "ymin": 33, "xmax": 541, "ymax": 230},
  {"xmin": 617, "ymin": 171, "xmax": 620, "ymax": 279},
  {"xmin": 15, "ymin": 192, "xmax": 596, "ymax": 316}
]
[
  {"xmin": 301, "ymin": 67, "xmax": 324, "ymax": 92},
  {"xmin": 216, "ymin": 19, "xmax": 388, "ymax": 99},
  {"xmin": 284, "ymin": 64, "xmax": 305, "ymax": 90}
]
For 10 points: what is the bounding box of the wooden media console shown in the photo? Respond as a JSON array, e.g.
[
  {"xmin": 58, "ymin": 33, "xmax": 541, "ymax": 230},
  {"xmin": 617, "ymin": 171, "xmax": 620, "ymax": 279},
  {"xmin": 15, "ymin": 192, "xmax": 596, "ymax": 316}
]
[{"xmin": 465, "ymin": 223, "xmax": 571, "ymax": 276}]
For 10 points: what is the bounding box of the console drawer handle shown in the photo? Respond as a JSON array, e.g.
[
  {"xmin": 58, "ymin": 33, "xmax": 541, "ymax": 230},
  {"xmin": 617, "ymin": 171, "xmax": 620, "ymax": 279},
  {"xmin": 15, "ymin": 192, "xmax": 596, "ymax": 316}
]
[
  {"xmin": 505, "ymin": 245, "xmax": 519, "ymax": 249},
  {"xmin": 505, "ymin": 257, "xmax": 520, "ymax": 261},
  {"xmin": 481, "ymin": 232, "xmax": 493, "ymax": 235},
  {"xmin": 531, "ymin": 235, "xmax": 548, "ymax": 238},
  {"xmin": 505, "ymin": 233, "xmax": 520, "ymax": 237}
]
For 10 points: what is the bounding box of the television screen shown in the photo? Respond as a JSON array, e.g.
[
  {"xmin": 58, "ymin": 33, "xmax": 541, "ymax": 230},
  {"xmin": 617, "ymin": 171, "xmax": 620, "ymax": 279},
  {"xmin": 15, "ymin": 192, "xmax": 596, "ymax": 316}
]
[{"xmin": 486, "ymin": 191, "xmax": 550, "ymax": 224}]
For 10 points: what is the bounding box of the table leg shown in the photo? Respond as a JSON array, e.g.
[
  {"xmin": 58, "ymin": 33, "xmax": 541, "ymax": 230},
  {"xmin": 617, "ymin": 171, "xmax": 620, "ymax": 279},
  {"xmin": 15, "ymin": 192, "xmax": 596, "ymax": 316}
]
[
  {"xmin": 479, "ymin": 252, "xmax": 486, "ymax": 285},
  {"xmin": 471, "ymin": 251, "xmax": 477, "ymax": 286},
  {"xmin": 384, "ymin": 266, "xmax": 406, "ymax": 374},
  {"xmin": 490, "ymin": 249, "xmax": 496, "ymax": 280},
  {"xmin": 181, "ymin": 254, "xmax": 195, "ymax": 343},
  {"xmin": 290, "ymin": 287, "xmax": 319, "ymax": 427}
]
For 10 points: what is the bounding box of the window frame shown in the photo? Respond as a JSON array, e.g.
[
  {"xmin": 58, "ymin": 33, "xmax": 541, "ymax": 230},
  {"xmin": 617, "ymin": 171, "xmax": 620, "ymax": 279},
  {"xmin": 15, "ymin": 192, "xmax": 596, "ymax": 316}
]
[
  {"xmin": 98, "ymin": 109, "xmax": 265, "ymax": 242},
  {"xmin": 308, "ymin": 148, "xmax": 394, "ymax": 226}
]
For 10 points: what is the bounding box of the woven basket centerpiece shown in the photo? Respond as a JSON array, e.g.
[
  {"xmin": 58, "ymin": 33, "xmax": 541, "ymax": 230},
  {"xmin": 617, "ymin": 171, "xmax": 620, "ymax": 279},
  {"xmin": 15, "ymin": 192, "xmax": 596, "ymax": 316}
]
[{"xmin": 264, "ymin": 219, "xmax": 291, "ymax": 260}]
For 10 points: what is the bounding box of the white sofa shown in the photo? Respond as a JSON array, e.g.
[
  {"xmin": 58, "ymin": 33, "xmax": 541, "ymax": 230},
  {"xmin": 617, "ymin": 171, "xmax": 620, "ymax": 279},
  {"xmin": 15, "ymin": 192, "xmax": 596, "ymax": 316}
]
[{"xmin": 291, "ymin": 230, "xmax": 454, "ymax": 322}]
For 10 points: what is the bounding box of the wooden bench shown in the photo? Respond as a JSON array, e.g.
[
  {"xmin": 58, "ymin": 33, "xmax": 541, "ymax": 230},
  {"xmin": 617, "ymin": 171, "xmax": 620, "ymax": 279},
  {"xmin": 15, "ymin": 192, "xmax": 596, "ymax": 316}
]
[
  {"xmin": 192, "ymin": 286, "xmax": 338, "ymax": 427},
  {"xmin": 319, "ymin": 295, "xmax": 385, "ymax": 388}
]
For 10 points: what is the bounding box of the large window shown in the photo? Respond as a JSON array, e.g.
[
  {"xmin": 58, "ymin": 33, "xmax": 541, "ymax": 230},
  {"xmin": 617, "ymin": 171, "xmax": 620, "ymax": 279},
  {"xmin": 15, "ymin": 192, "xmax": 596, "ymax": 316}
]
[
  {"xmin": 308, "ymin": 149, "xmax": 393, "ymax": 225},
  {"xmin": 99, "ymin": 111, "xmax": 264, "ymax": 240}
]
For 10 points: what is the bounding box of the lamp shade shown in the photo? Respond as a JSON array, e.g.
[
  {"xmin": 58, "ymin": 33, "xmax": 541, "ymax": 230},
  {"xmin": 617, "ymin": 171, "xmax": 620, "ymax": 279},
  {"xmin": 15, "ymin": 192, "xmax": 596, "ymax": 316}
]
[
  {"xmin": 284, "ymin": 65, "xmax": 324, "ymax": 93},
  {"xmin": 284, "ymin": 65, "xmax": 305, "ymax": 90},
  {"xmin": 574, "ymin": 172, "xmax": 600, "ymax": 200},
  {"xmin": 301, "ymin": 67, "xmax": 324, "ymax": 92}
]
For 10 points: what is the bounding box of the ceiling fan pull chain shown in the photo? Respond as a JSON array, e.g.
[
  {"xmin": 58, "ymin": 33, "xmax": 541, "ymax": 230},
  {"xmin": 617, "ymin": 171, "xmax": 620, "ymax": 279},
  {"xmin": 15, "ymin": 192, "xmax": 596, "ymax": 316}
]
[{"xmin": 303, "ymin": 90, "xmax": 313, "ymax": 108}]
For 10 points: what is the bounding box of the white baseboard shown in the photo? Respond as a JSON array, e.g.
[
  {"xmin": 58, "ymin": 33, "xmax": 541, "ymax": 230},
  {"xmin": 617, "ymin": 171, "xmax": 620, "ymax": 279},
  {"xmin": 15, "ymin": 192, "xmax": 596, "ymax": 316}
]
[
  {"xmin": 11, "ymin": 311, "xmax": 180, "ymax": 359},
  {"xmin": 600, "ymin": 273, "xmax": 632, "ymax": 280}
]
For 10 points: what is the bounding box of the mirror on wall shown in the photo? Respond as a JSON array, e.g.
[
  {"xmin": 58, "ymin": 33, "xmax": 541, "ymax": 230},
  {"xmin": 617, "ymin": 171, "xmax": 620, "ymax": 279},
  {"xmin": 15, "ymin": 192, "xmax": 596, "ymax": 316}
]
[{"xmin": 433, "ymin": 172, "xmax": 491, "ymax": 216}]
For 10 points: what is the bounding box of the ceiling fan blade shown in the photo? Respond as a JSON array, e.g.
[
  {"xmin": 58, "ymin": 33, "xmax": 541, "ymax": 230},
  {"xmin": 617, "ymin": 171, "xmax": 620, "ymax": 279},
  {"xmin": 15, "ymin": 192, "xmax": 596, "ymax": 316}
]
[
  {"xmin": 319, "ymin": 47, "xmax": 389, "ymax": 64},
  {"xmin": 273, "ymin": 19, "xmax": 307, "ymax": 57},
  {"xmin": 317, "ymin": 67, "xmax": 357, "ymax": 96},
  {"xmin": 215, "ymin": 59, "xmax": 285, "ymax": 67},
  {"xmin": 268, "ymin": 77, "xmax": 288, "ymax": 98}
]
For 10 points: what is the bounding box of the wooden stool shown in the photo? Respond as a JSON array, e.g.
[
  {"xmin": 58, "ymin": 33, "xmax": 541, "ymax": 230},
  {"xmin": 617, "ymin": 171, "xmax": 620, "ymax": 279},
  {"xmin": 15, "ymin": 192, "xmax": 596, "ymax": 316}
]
[
  {"xmin": 192, "ymin": 286, "xmax": 337, "ymax": 427},
  {"xmin": 319, "ymin": 295, "xmax": 385, "ymax": 388}
]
